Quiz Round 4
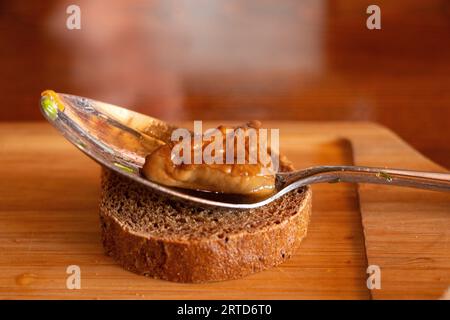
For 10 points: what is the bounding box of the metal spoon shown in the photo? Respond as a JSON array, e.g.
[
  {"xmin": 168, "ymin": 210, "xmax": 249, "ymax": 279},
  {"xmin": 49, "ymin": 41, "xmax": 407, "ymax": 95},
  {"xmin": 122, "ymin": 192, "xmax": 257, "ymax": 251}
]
[{"xmin": 40, "ymin": 90, "xmax": 450, "ymax": 209}]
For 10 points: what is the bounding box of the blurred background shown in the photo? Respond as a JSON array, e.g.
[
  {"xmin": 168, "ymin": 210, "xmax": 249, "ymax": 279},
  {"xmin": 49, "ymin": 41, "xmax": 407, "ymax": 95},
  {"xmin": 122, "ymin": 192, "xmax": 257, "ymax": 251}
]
[{"xmin": 0, "ymin": 0, "xmax": 449, "ymax": 167}]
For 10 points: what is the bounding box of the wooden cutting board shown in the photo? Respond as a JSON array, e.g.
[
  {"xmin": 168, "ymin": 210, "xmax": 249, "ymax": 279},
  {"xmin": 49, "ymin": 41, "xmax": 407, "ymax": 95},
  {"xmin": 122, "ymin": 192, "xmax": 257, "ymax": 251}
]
[{"xmin": 0, "ymin": 121, "xmax": 449, "ymax": 300}]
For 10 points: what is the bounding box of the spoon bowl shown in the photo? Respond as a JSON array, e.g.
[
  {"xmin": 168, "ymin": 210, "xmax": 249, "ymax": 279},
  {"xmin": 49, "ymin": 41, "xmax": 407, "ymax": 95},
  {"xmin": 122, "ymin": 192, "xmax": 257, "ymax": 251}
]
[{"xmin": 40, "ymin": 90, "xmax": 450, "ymax": 209}]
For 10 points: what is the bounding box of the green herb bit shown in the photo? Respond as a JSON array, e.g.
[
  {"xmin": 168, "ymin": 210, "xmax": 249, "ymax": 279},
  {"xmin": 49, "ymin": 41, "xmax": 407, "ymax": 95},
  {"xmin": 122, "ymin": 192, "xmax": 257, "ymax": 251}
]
[
  {"xmin": 76, "ymin": 141, "xmax": 87, "ymax": 150},
  {"xmin": 41, "ymin": 96, "xmax": 58, "ymax": 120},
  {"xmin": 376, "ymin": 171, "xmax": 393, "ymax": 182},
  {"xmin": 114, "ymin": 162, "xmax": 135, "ymax": 174}
]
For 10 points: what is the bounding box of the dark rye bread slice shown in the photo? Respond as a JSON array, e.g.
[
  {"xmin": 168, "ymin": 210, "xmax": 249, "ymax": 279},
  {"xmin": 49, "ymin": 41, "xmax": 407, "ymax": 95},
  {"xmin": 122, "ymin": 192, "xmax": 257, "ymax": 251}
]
[{"xmin": 99, "ymin": 169, "xmax": 312, "ymax": 283}]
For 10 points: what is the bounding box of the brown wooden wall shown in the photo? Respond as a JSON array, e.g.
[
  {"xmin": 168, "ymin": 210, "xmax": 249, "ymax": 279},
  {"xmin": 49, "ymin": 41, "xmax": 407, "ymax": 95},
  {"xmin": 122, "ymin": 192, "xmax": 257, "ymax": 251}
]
[{"xmin": 1, "ymin": 0, "xmax": 449, "ymax": 167}]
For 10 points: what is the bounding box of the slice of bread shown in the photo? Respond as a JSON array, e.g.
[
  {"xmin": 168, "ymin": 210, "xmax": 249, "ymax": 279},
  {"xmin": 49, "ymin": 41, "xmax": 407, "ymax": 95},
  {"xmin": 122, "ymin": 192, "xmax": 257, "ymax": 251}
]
[{"xmin": 99, "ymin": 169, "xmax": 312, "ymax": 283}]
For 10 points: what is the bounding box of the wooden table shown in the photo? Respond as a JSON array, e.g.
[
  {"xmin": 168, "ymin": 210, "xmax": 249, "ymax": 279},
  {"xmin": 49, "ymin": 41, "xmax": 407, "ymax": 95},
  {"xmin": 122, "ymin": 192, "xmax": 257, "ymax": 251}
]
[{"xmin": 0, "ymin": 121, "xmax": 449, "ymax": 299}]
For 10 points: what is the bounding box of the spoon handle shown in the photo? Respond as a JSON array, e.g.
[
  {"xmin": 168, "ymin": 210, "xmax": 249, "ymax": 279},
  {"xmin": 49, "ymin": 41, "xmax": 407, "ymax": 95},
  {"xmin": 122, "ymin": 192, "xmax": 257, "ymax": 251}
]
[{"xmin": 280, "ymin": 166, "xmax": 450, "ymax": 192}]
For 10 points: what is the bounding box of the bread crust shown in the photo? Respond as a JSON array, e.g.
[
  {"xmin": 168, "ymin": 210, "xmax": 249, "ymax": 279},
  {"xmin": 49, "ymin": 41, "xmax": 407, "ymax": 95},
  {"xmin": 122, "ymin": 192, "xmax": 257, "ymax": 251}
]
[{"xmin": 99, "ymin": 169, "xmax": 312, "ymax": 283}]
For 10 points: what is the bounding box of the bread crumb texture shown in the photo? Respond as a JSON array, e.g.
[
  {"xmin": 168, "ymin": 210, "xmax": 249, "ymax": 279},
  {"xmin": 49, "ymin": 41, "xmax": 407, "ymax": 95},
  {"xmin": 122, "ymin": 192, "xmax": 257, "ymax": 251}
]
[{"xmin": 99, "ymin": 169, "xmax": 312, "ymax": 282}]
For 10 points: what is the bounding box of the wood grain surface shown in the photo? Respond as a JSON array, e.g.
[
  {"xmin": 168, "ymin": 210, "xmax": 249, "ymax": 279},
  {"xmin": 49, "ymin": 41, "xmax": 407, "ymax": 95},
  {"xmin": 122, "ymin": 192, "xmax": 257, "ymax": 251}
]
[
  {"xmin": 0, "ymin": 0, "xmax": 449, "ymax": 168},
  {"xmin": 0, "ymin": 121, "xmax": 448, "ymax": 299}
]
